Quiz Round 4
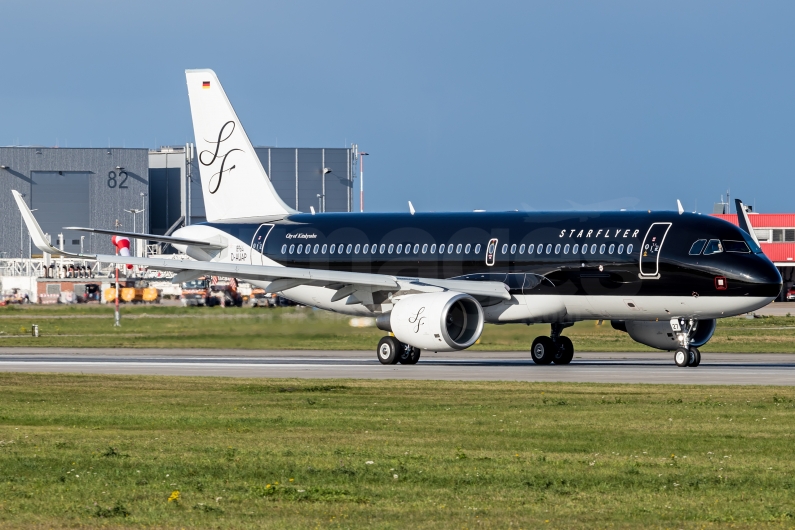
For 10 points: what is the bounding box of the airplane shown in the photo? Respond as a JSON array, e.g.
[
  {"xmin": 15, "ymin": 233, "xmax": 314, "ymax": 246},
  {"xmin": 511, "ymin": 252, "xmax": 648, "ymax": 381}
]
[{"xmin": 13, "ymin": 69, "xmax": 782, "ymax": 368}]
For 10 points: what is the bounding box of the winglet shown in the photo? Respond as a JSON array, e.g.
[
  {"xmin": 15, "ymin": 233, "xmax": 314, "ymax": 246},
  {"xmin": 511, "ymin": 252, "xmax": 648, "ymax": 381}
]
[
  {"xmin": 408, "ymin": 201, "xmax": 415, "ymax": 215},
  {"xmin": 735, "ymin": 198, "xmax": 760, "ymax": 246},
  {"xmin": 676, "ymin": 199, "xmax": 684, "ymax": 215},
  {"xmin": 11, "ymin": 190, "xmax": 92, "ymax": 258}
]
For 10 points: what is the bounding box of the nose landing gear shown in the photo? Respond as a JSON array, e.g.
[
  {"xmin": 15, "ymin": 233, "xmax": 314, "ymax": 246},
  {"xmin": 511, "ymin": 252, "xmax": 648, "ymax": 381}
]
[
  {"xmin": 671, "ymin": 318, "xmax": 701, "ymax": 368},
  {"xmin": 531, "ymin": 323, "xmax": 574, "ymax": 365}
]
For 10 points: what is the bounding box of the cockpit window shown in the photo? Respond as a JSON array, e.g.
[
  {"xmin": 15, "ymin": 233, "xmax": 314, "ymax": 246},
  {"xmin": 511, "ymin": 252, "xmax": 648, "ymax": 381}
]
[
  {"xmin": 723, "ymin": 240, "xmax": 751, "ymax": 253},
  {"xmin": 689, "ymin": 239, "xmax": 707, "ymax": 255},
  {"xmin": 703, "ymin": 239, "xmax": 723, "ymax": 255}
]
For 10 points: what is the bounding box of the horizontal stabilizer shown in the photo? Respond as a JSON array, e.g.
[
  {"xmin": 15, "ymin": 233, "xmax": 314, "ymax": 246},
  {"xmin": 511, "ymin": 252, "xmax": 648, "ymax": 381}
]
[{"xmin": 63, "ymin": 226, "xmax": 225, "ymax": 249}]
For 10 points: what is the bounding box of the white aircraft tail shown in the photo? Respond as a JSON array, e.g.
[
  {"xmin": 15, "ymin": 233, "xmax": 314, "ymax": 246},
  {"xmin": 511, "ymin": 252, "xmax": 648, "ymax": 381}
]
[{"xmin": 185, "ymin": 69, "xmax": 298, "ymax": 223}]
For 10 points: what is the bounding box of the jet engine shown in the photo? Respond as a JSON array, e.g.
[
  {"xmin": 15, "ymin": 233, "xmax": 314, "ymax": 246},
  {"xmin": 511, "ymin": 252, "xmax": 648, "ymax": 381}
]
[
  {"xmin": 377, "ymin": 292, "xmax": 484, "ymax": 352},
  {"xmin": 611, "ymin": 319, "xmax": 717, "ymax": 351}
]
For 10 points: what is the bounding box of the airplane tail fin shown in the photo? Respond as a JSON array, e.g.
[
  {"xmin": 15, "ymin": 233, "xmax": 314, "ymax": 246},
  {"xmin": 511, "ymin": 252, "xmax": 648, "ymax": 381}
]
[{"xmin": 185, "ymin": 69, "xmax": 298, "ymax": 223}]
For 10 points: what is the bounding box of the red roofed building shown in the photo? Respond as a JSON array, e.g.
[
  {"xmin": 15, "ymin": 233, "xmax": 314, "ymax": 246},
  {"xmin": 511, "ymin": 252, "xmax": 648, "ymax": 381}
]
[{"xmin": 712, "ymin": 213, "xmax": 795, "ymax": 299}]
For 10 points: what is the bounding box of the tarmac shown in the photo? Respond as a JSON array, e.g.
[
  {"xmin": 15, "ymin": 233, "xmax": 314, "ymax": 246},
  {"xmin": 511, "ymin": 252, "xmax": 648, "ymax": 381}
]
[{"xmin": 0, "ymin": 348, "xmax": 793, "ymax": 385}]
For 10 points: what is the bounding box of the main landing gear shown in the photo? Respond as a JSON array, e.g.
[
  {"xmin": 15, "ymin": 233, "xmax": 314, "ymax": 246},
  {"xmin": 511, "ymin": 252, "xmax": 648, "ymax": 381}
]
[
  {"xmin": 531, "ymin": 323, "xmax": 574, "ymax": 365},
  {"xmin": 672, "ymin": 318, "xmax": 701, "ymax": 368},
  {"xmin": 377, "ymin": 336, "xmax": 421, "ymax": 365}
]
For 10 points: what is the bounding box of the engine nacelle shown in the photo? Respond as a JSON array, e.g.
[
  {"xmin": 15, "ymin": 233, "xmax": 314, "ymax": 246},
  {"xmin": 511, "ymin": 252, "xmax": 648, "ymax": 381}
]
[
  {"xmin": 380, "ymin": 292, "xmax": 484, "ymax": 352},
  {"xmin": 611, "ymin": 319, "xmax": 717, "ymax": 350}
]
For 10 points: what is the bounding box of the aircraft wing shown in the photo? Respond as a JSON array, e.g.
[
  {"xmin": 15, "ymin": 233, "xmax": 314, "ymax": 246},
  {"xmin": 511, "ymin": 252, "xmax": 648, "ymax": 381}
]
[
  {"xmin": 94, "ymin": 253, "xmax": 512, "ymax": 301},
  {"xmin": 63, "ymin": 226, "xmax": 225, "ymax": 249}
]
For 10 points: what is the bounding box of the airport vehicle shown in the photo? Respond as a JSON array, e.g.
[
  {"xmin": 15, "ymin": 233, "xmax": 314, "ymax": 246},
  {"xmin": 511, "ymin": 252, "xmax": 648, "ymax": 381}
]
[
  {"xmin": 104, "ymin": 280, "xmax": 159, "ymax": 304},
  {"xmin": 14, "ymin": 70, "xmax": 781, "ymax": 367},
  {"xmin": 250, "ymin": 288, "xmax": 276, "ymax": 307},
  {"xmin": 1, "ymin": 288, "xmax": 31, "ymax": 305},
  {"xmin": 787, "ymin": 287, "xmax": 795, "ymax": 301},
  {"xmin": 181, "ymin": 276, "xmax": 243, "ymax": 307}
]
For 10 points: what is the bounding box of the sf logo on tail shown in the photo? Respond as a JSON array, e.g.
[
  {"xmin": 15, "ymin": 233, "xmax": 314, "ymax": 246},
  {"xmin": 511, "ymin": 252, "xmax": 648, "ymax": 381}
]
[{"xmin": 200, "ymin": 120, "xmax": 242, "ymax": 194}]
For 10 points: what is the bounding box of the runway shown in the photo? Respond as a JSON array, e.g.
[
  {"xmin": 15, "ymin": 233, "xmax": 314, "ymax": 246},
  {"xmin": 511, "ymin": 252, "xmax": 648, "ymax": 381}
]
[{"xmin": 0, "ymin": 348, "xmax": 793, "ymax": 385}]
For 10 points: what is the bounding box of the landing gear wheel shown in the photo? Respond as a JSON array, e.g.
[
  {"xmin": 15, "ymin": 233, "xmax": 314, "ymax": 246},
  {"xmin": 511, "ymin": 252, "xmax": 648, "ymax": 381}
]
[
  {"xmin": 553, "ymin": 336, "xmax": 574, "ymax": 365},
  {"xmin": 688, "ymin": 347, "xmax": 701, "ymax": 367},
  {"xmin": 531, "ymin": 336, "xmax": 556, "ymax": 365},
  {"xmin": 398, "ymin": 344, "xmax": 421, "ymax": 365},
  {"xmin": 377, "ymin": 337, "xmax": 401, "ymax": 365},
  {"xmin": 674, "ymin": 347, "xmax": 690, "ymax": 367}
]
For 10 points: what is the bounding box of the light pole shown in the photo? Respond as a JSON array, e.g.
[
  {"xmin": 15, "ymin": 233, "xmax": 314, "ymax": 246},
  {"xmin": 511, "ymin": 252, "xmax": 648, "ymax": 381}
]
[
  {"xmin": 359, "ymin": 152, "xmax": 368, "ymax": 212},
  {"xmin": 322, "ymin": 168, "xmax": 331, "ymax": 212},
  {"xmin": 124, "ymin": 208, "xmax": 144, "ymax": 257},
  {"xmin": 140, "ymin": 192, "xmax": 148, "ymax": 257}
]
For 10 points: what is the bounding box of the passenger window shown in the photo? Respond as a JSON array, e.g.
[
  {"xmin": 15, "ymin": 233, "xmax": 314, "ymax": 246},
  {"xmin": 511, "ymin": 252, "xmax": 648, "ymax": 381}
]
[
  {"xmin": 422, "ymin": 243, "xmax": 428, "ymax": 254},
  {"xmin": 703, "ymin": 239, "xmax": 723, "ymax": 255},
  {"xmin": 388, "ymin": 244, "xmax": 394, "ymax": 254},
  {"xmin": 590, "ymin": 244, "xmax": 597, "ymax": 254},
  {"xmin": 413, "ymin": 244, "xmax": 420, "ymax": 254},
  {"xmin": 346, "ymin": 244, "xmax": 352, "ymax": 254},
  {"xmin": 617, "ymin": 244, "xmax": 624, "ymax": 254},
  {"xmin": 465, "ymin": 243, "xmax": 471, "ymax": 254},
  {"xmin": 305, "ymin": 245, "xmax": 311, "ymax": 254},
  {"xmin": 537, "ymin": 245, "xmax": 543, "ymax": 255},
  {"xmin": 723, "ymin": 240, "xmax": 750, "ymax": 253},
  {"xmin": 354, "ymin": 244, "xmax": 361, "ymax": 254},
  {"xmin": 582, "ymin": 244, "xmax": 588, "ymax": 255},
  {"xmin": 510, "ymin": 244, "xmax": 517, "ymax": 254},
  {"xmin": 329, "ymin": 244, "xmax": 336, "ymax": 253},
  {"xmin": 396, "ymin": 244, "xmax": 403, "ymax": 253},
  {"xmin": 608, "ymin": 243, "xmax": 614, "ymax": 254},
  {"xmin": 289, "ymin": 244, "xmax": 295, "ymax": 254},
  {"xmin": 380, "ymin": 244, "xmax": 386, "ymax": 254},
  {"xmin": 502, "ymin": 244, "xmax": 508, "ymax": 254},
  {"xmin": 474, "ymin": 244, "xmax": 481, "ymax": 254},
  {"xmin": 546, "ymin": 244, "xmax": 552, "ymax": 254},
  {"xmin": 338, "ymin": 245, "xmax": 344, "ymax": 254},
  {"xmin": 527, "ymin": 244, "xmax": 534, "ymax": 254},
  {"xmin": 371, "ymin": 244, "xmax": 377, "ymax": 254},
  {"xmin": 431, "ymin": 244, "xmax": 437, "ymax": 253},
  {"xmin": 572, "ymin": 243, "xmax": 579, "ymax": 253},
  {"xmin": 313, "ymin": 244, "xmax": 319, "ymax": 254},
  {"xmin": 322, "ymin": 244, "xmax": 328, "ymax": 254},
  {"xmin": 456, "ymin": 244, "xmax": 463, "ymax": 254},
  {"xmin": 439, "ymin": 244, "xmax": 445, "ymax": 254},
  {"xmin": 281, "ymin": 244, "xmax": 287, "ymax": 254},
  {"xmin": 627, "ymin": 244, "xmax": 633, "ymax": 254},
  {"xmin": 297, "ymin": 244, "xmax": 303, "ymax": 253},
  {"xmin": 448, "ymin": 244, "xmax": 454, "ymax": 253},
  {"xmin": 564, "ymin": 244, "xmax": 570, "ymax": 254},
  {"xmin": 555, "ymin": 244, "xmax": 561, "ymax": 254},
  {"xmin": 363, "ymin": 244, "xmax": 369, "ymax": 253},
  {"xmin": 689, "ymin": 239, "xmax": 707, "ymax": 255},
  {"xmin": 519, "ymin": 244, "xmax": 525, "ymax": 254},
  {"xmin": 599, "ymin": 244, "xmax": 606, "ymax": 254}
]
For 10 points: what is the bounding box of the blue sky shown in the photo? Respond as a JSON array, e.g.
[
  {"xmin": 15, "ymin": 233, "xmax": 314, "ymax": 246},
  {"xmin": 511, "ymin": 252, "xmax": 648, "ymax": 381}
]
[{"xmin": 1, "ymin": 1, "xmax": 793, "ymax": 214}]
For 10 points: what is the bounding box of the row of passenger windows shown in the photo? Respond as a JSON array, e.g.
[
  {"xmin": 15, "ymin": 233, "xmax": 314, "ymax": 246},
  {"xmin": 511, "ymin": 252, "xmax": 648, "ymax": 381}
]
[
  {"xmin": 280, "ymin": 241, "xmax": 634, "ymax": 257},
  {"xmin": 282, "ymin": 242, "xmax": 482, "ymax": 256},
  {"xmin": 500, "ymin": 242, "xmax": 632, "ymax": 256},
  {"xmin": 689, "ymin": 239, "xmax": 750, "ymax": 255}
]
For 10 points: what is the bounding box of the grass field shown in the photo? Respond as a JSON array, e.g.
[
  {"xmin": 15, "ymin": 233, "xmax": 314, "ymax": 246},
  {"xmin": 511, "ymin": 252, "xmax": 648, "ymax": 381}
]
[
  {"xmin": 0, "ymin": 304, "xmax": 794, "ymax": 353},
  {"xmin": 0, "ymin": 374, "xmax": 793, "ymax": 528}
]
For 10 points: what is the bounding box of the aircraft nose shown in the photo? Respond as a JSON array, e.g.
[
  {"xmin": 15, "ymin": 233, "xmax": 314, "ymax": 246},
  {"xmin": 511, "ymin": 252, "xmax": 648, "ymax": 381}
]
[{"xmin": 752, "ymin": 255, "xmax": 783, "ymax": 297}]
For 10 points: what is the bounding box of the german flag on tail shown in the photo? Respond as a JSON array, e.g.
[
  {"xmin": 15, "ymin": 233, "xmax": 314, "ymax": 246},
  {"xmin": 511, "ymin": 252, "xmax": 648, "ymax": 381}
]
[{"xmin": 202, "ymin": 81, "xmax": 210, "ymax": 89}]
